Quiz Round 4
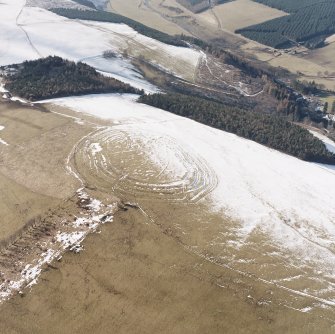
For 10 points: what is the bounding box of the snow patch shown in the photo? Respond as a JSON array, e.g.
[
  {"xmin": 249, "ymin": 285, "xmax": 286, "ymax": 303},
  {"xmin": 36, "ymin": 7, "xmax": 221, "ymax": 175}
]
[
  {"xmin": 0, "ymin": 85, "xmax": 8, "ymax": 93},
  {"xmin": 90, "ymin": 142, "xmax": 102, "ymax": 155},
  {"xmin": 0, "ymin": 138, "xmax": 9, "ymax": 146}
]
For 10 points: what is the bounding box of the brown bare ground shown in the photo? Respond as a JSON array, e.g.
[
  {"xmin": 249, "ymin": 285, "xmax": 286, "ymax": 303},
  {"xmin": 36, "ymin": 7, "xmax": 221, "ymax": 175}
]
[
  {"xmin": 0, "ymin": 202, "xmax": 333, "ymax": 334},
  {"xmin": 0, "ymin": 99, "xmax": 87, "ymax": 242}
]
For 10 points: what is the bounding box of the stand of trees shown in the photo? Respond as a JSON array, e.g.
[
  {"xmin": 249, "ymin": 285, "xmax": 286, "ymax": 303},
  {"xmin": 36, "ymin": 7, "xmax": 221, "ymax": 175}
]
[
  {"xmin": 50, "ymin": 8, "xmax": 188, "ymax": 47},
  {"xmin": 253, "ymin": 0, "xmax": 326, "ymax": 13},
  {"xmin": 292, "ymin": 80, "xmax": 325, "ymax": 95},
  {"xmin": 139, "ymin": 93, "xmax": 335, "ymax": 164},
  {"xmin": 3, "ymin": 56, "xmax": 142, "ymax": 101},
  {"xmin": 237, "ymin": 1, "xmax": 335, "ymax": 49}
]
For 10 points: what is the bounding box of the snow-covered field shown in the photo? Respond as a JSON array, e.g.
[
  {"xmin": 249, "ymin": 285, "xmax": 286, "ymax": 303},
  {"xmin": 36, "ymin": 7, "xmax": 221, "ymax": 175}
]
[
  {"xmin": 0, "ymin": 0, "xmax": 38, "ymax": 65},
  {"xmin": 0, "ymin": 1, "xmax": 201, "ymax": 84},
  {"xmin": 48, "ymin": 94, "xmax": 335, "ymax": 276}
]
